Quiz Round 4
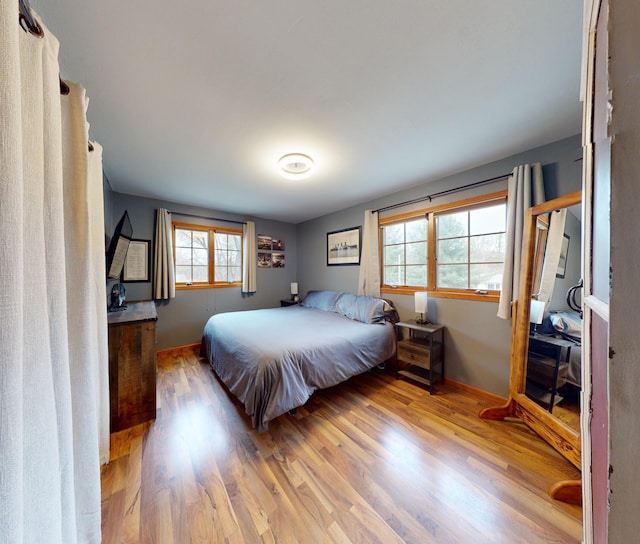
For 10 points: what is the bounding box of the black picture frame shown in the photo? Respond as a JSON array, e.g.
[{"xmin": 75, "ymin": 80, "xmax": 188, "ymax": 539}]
[
  {"xmin": 122, "ymin": 239, "xmax": 151, "ymax": 282},
  {"xmin": 327, "ymin": 226, "xmax": 361, "ymax": 266}
]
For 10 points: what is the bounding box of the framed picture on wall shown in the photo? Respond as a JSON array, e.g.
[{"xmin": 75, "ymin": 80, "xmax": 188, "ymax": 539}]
[
  {"xmin": 327, "ymin": 226, "xmax": 361, "ymax": 266},
  {"xmin": 257, "ymin": 234, "xmax": 272, "ymax": 250},
  {"xmin": 272, "ymin": 252, "xmax": 285, "ymax": 268},
  {"xmin": 258, "ymin": 252, "xmax": 271, "ymax": 268},
  {"xmin": 122, "ymin": 239, "xmax": 151, "ymax": 282},
  {"xmin": 556, "ymin": 234, "xmax": 570, "ymax": 278}
]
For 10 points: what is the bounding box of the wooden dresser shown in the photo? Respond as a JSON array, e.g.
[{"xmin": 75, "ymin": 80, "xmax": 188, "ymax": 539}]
[{"xmin": 107, "ymin": 300, "xmax": 158, "ymax": 432}]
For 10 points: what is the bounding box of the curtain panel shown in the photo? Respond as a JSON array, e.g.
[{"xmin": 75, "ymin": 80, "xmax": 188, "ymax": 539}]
[
  {"xmin": 497, "ymin": 163, "xmax": 545, "ymax": 319},
  {"xmin": 1, "ymin": 6, "xmax": 105, "ymax": 543},
  {"xmin": 357, "ymin": 210, "xmax": 381, "ymax": 298},
  {"xmin": 153, "ymin": 208, "xmax": 175, "ymax": 299},
  {"xmin": 242, "ymin": 220, "xmax": 257, "ymax": 293}
]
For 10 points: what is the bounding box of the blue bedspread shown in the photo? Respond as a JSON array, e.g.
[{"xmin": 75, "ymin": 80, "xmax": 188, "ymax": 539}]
[{"xmin": 201, "ymin": 305, "xmax": 396, "ymax": 432}]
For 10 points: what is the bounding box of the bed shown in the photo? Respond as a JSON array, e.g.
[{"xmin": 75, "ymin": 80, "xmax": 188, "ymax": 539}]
[{"xmin": 201, "ymin": 290, "xmax": 398, "ymax": 432}]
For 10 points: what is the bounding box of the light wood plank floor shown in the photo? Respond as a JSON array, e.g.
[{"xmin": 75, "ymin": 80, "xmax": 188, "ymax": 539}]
[{"xmin": 101, "ymin": 347, "xmax": 582, "ymax": 543}]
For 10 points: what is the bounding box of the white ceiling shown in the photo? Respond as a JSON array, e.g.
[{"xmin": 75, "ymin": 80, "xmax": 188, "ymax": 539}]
[{"xmin": 32, "ymin": 1, "xmax": 583, "ymax": 224}]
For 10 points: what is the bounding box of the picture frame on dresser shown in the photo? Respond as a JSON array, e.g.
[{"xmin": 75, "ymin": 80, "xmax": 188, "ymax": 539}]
[{"xmin": 327, "ymin": 226, "xmax": 361, "ymax": 266}]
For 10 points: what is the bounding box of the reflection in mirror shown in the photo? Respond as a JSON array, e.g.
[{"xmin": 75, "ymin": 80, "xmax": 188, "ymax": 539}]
[{"xmin": 524, "ymin": 203, "xmax": 582, "ymax": 434}]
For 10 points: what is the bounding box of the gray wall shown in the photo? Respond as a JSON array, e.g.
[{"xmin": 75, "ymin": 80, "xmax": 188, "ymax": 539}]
[
  {"xmin": 108, "ymin": 193, "xmax": 298, "ymax": 350},
  {"xmin": 297, "ymin": 134, "xmax": 582, "ymax": 397}
]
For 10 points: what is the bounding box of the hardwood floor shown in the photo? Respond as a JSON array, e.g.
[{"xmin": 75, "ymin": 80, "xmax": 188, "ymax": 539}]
[{"xmin": 101, "ymin": 347, "xmax": 582, "ymax": 543}]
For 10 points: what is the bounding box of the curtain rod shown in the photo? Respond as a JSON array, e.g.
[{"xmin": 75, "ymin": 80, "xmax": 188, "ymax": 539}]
[
  {"xmin": 18, "ymin": 0, "xmax": 43, "ymax": 36},
  {"xmin": 169, "ymin": 211, "xmax": 246, "ymax": 225},
  {"xmin": 372, "ymin": 173, "xmax": 511, "ymax": 214}
]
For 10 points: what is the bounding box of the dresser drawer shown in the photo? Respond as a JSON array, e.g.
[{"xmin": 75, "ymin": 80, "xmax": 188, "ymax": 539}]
[{"xmin": 397, "ymin": 338, "xmax": 442, "ymax": 369}]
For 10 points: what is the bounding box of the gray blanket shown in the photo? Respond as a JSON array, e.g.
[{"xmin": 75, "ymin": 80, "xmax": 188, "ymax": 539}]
[{"xmin": 202, "ymin": 305, "xmax": 396, "ymax": 432}]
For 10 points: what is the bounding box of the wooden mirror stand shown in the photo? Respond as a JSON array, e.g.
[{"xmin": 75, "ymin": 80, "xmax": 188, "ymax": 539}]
[{"xmin": 479, "ymin": 190, "xmax": 582, "ymax": 504}]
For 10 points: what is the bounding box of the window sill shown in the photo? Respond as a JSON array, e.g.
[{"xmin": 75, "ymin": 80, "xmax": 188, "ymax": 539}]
[
  {"xmin": 176, "ymin": 283, "xmax": 241, "ymax": 290},
  {"xmin": 381, "ymin": 286, "xmax": 500, "ymax": 303}
]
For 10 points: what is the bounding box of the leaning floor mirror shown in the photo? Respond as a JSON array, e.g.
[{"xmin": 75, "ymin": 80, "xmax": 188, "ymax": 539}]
[{"xmin": 480, "ymin": 190, "xmax": 583, "ymax": 504}]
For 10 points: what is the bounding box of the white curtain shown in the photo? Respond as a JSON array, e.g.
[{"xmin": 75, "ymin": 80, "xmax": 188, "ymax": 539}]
[
  {"xmin": 1, "ymin": 7, "xmax": 104, "ymax": 543},
  {"xmin": 538, "ymin": 208, "xmax": 567, "ymax": 304},
  {"xmin": 242, "ymin": 220, "xmax": 257, "ymax": 293},
  {"xmin": 153, "ymin": 208, "xmax": 175, "ymax": 299},
  {"xmin": 497, "ymin": 163, "xmax": 545, "ymax": 319},
  {"xmin": 357, "ymin": 210, "xmax": 381, "ymax": 297}
]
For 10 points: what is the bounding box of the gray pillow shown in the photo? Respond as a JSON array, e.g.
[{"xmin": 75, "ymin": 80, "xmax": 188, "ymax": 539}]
[
  {"xmin": 549, "ymin": 311, "xmax": 582, "ymax": 340},
  {"xmin": 299, "ymin": 290, "xmax": 342, "ymax": 312},
  {"xmin": 335, "ymin": 293, "xmax": 386, "ymax": 324}
]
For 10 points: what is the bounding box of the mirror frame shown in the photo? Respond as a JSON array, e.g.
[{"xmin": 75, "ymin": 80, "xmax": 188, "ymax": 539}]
[{"xmin": 480, "ymin": 190, "xmax": 582, "ymax": 502}]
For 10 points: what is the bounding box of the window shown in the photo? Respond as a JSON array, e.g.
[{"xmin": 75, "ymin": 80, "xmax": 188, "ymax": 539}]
[
  {"xmin": 173, "ymin": 222, "xmax": 242, "ymax": 288},
  {"xmin": 436, "ymin": 202, "xmax": 506, "ymax": 291},
  {"xmin": 380, "ymin": 191, "xmax": 507, "ymax": 301},
  {"xmin": 382, "ymin": 217, "xmax": 428, "ymax": 288}
]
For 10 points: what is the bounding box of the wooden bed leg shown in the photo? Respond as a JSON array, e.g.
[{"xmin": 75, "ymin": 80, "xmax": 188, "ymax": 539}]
[
  {"xmin": 478, "ymin": 399, "xmax": 517, "ymax": 421},
  {"xmin": 548, "ymin": 479, "xmax": 582, "ymax": 504}
]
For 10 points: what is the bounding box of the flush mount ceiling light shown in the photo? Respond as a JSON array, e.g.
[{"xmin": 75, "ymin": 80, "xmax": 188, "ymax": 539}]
[{"xmin": 278, "ymin": 153, "xmax": 314, "ymax": 180}]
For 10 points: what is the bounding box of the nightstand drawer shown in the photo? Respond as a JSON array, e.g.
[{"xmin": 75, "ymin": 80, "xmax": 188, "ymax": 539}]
[{"xmin": 397, "ymin": 338, "xmax": 442, "ymax": 369}]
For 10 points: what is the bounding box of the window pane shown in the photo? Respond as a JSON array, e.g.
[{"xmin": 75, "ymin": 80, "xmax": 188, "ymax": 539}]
[
  {"xmin": 438, "ymin": 264, "xmax": 468, "ymax": 289},
  {"xmin": 193, "ymin": 231, "xmax": 208, "ymax": 249},
  {"xmin": 470, "ymin": 204, "xmax": 506, "ymax": 235},
  {"xmin": 193, "ymin": 248, "xmax": 209, "ymax": 266},
  {"xmin": 384, "ymin": 224, "xmax": 405, "ymax": 245},
  {"xmin": 214, "ymin": 267, "xmax": 228, "ymax": 282},
  {"xmin": 228, "ymin": 235, "xmax": 242, "ymax": 251},
  {"xmin": 384, "ymin": 244, "xmax": 404, "ymax": 266},
  {"xmin": 215, "ymin": 232, "xmax": 228, "ymax": 250},
  {"xmin": 215, "ymin": 248, "xmax": 228, "ymax": 265},
  {"xmin": 406, "ymin": 241, "xmax": 426, "ymax": 265},
  {"xmin": 470, "ymin": 263, "xmax": 503, "ymax": 290},
  {"xmin": 384, "ymin": 266, "xmax": 403, "ymax": 286},
  {"xmin": 229, "ymin": 267, "xmax": 242, "ymax": 282},
  {"xmin": 438, "ymin": 211, "xmax": 468, "ymax": 239},
  {"xmin": 175, "ymin": 247, "xmax": 192, "ymax": 265},
  {"xmin": 438, "ymin": 238, "xmax": 468, "ymax": 264},
  {"xmin": 176, "ymin": 265, "xmax": 192, "ymax": 283},
  {"xmin": 175, "ymin": 229, "xmax": 192, "ymax": 247},
  {"xmin": 405, "ymin": 218, "xmax": 426, "ymax": 243},
  {"xmin": 193, "ymin": 266, "xmax": 208, "ymax": 282},
  {"xmin": 228, "ymin": 250, "xmax": 241, "ymax": 267},
  {"xmin": 470, "ymin": 233, "xmax": 506, "ymax": 263},
  {"xmin": 406, "ymin": 265, "xmax": 427, "ymax": 287}
]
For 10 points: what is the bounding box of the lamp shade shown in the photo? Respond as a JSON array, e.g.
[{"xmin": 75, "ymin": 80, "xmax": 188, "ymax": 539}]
[
  {"xmin": 529, "ymin": 299, "xmax": 545, "ymax": 325},
  {"xmin": 290, "ymin": 282, "xmax": 299, "ymax": 295},
  {"xmin": 414, "ymin": 291, "xmax": 428, "ymax": 314}
]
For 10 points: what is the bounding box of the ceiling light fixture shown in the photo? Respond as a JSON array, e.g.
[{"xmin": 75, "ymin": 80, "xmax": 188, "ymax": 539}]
[{"xmin": 278, "ymin": 153, "xmax": 314, "ymax": 180}]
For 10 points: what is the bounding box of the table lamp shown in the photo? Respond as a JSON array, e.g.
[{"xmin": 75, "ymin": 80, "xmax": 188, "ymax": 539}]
[
  {"xmin": 530, "ymin": 299, "xmax": 545, "ymax": 336},
  {"xmin": 290, "ymin": 282, "xmax": 299, "ymax": 301},
  {"xmin": 415, "ymin": 291, "xmax": 429, "ymax": 324}
]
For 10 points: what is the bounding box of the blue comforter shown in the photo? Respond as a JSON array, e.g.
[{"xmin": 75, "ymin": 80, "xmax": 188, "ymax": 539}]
[{"xmin": 201, "ymin": 305, "xmax": 396, "ymax": 432}]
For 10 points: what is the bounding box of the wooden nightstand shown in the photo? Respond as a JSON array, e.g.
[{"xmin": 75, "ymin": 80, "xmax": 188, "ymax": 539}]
[
  {"xmin": 526, "ymin": 333, "xmax": 575, "ymax": 412},
  {"xmin": 395, "ymin": 320, "xmax": 445, "ymax": 394},
  {"xmin": 280, "ymin": 299, "xmax": 298, "ymax": 307}
]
